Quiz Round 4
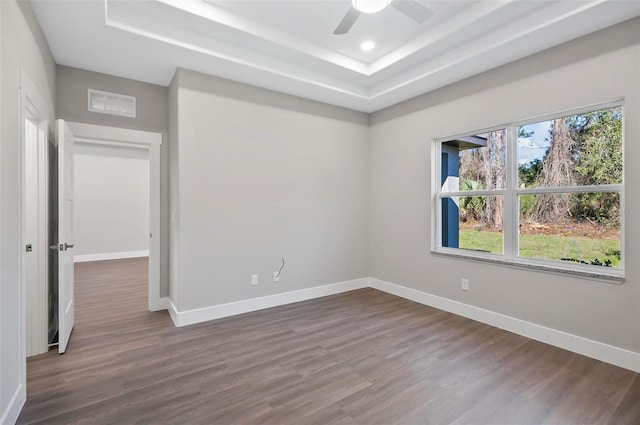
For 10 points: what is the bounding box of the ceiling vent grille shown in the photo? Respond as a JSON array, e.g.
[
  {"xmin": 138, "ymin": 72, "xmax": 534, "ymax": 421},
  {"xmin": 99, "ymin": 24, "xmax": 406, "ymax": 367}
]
[{"xmin": 88, "ymin": 89, "xmax": 136, "ymax": 118}]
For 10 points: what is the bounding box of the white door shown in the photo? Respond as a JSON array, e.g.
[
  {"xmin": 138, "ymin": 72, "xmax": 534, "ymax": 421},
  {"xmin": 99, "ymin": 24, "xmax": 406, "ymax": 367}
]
[
  {"xmin": 24, "ymin": 118, "xmax": 49, "ymax": 356},
  {"xmin": 57, "ymin": 119, "xmax": 75, "ymax": 353}
]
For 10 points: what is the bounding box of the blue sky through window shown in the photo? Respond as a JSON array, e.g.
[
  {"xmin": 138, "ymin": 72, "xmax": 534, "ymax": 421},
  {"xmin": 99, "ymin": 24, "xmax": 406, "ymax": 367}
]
[{"xmin": 517, "ymin": 121, "xmax": 552, "ymax": 165}]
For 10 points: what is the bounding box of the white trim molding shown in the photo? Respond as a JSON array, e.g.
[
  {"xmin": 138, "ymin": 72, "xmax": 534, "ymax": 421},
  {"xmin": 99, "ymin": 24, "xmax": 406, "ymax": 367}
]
[
  {"xmin": 167, "ymin": 298, "xmax": 179, "ymax": 327},
  {"xmin": 0, "ymin": 384, "xmax": 25, "ymax": 425},
  {"xmin": 74, "ymin": 250, "xmax": 149, "ymax": 263},
  {"xmin": 152, "ymin": 296, "xmax": 171, "ymax": 313},
  {"xmin": 161, "ymin": 276, "xmax": 640, "ymax": 373},
  {"xmin": 369, "ymin": 278, "xmax": 640, "ymax": 373},
  {"xmin": 170, "ymin": 278, "xmax": 369, "ymax": 327},
  {"xmin": 14, "ymin": 69, "xmax": 49, "ymax": 423}
]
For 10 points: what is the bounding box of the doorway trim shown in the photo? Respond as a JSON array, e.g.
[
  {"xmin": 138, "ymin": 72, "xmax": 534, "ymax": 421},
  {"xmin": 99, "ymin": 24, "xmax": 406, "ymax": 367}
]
[
  {"xmin": 19, "ymin": 69, "xmax": 50, "ymax": 379},
  {"xmin": 66, "ymin": 122, "xmax": 164, "ymax": 311}
]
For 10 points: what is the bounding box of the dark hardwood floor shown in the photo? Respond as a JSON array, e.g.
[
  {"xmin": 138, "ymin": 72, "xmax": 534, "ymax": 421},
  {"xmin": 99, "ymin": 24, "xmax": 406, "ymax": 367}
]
[{"xmin": 18, "ymin": 258, "xmax": 640, "ymax": 424}]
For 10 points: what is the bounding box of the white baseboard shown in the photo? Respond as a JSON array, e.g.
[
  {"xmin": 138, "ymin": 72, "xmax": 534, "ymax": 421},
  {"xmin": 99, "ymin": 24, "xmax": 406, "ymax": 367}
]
[
  {"xmin": 160, "ymin": 275, "xmax": 639, "ymax": 373},
  {"xmin": 74, "ymin": 250, "xmax": 149, "ymax": 263},
  {"xmin": 167, "ymin": 298, "xmax": 179, "ymax": 327},
  {"xmin": 171, "ymin": 278, "xmax": 369, "ymax": 327},
  {"xmin": 1, "ymin": 384, "xmax": 25, "ymax": 425},
  {"xmin": 369, "ymin": 278, "xmax": 640, "ymax": 373}
]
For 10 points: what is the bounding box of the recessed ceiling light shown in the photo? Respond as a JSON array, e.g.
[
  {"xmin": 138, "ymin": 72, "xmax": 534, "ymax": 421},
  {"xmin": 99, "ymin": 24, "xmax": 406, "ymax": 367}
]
[
  {"xmin": 361, "ymin": 41, "xmax": 376, "ymax": 51},
  {"xmin": 352, "ymin": 0, "xmax": 391, "ymax": 14}
]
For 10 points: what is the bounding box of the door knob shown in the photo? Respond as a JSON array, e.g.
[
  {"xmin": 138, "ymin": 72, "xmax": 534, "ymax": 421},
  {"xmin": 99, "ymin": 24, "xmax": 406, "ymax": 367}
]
[{"xmin": 64, "ymin": 243, "xmax": 74, "ymax": 250}]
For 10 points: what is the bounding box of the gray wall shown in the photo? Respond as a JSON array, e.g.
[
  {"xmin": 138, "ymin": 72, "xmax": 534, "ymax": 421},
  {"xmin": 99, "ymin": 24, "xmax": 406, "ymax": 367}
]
[
  {"xmin": 73, "ymin": 143, "xmax": 149, "ymax": 258},
  {"xmin": 0, "ymin": 0, "xmax": 56, "ymax": 420},
  {"xmin": 369, "ymin": 18, "xmax": 640, "ymax": 353},
  {"xmin": 171, "ymin": 69, "xmax": 370, "ymax": 311},
  {"xmin": 55, "ymin": 65, "xmax": 169, "ymax": 296}
]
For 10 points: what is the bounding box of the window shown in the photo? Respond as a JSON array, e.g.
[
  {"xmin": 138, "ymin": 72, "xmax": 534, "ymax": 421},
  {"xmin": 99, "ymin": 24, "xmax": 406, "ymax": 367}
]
[{"xmin": 434, "ymin": 104, "xmax": 623, "ymax": 279}]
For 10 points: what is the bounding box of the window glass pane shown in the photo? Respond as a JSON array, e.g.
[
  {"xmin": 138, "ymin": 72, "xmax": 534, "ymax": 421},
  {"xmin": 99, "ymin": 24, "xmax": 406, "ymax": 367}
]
[
  {"xmin": 441, "ymin": 129, "xmax": 506, "ymax": 192},
  {"xmin": 442, "ymin": 195, "xmax": 503, "ymax": 255},
  {"xmin": 519, "ymin": 193, "xmax": 621, "ymax": 268},
  {"xmin": 517, "ymin": 107, "xmax": 622, "ymax": 188}
]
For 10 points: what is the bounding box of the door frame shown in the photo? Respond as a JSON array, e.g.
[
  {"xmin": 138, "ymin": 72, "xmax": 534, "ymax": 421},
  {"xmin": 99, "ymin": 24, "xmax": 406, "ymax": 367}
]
[
  {"xmin": 66, "ymin": 122, "xmax": 164, "ymax": 311},
  {"xmin": 19, "ymin": 70, "xmax": 50, "ymax": 359}
]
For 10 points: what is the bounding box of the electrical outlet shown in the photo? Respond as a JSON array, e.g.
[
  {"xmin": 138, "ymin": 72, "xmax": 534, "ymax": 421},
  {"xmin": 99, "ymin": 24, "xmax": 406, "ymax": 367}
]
[
  {"xmin": 461, "ymin": 278, "xmax": 469, "ymax": 291},
  {"xmin": 273, "ymin": 271, "xmax": 280, "ymax": 283},
  {"xmin": 251, "ymin": 274, "xmax": 259, "ymax": 286}
]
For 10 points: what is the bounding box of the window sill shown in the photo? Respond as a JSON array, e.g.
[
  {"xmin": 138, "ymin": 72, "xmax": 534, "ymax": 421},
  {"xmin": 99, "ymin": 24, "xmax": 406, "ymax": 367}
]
[{"xmin": 431, "ymin": 249, "xmax": 625, "ymax": 284}]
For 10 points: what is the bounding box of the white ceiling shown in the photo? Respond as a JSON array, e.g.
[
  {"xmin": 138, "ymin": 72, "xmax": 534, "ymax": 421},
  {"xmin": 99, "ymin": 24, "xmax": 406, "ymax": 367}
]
[{"xmin": 30, "ymin": 0, "xmax": 640, "ymax": 112}]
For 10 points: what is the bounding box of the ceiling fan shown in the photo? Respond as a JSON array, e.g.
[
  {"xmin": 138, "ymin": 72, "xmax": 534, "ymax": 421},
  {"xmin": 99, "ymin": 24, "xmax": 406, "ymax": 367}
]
[{"xmin": 334, "ymin": 0, "xmax": 433, "ymax": 35}]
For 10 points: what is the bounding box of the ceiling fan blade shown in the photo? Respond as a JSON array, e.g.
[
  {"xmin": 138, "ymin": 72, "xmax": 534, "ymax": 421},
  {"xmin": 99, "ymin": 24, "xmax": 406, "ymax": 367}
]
[
  {"xmin": 391, "ymin": 0, "xmax": 433, "ymax": 24},
  {"xmin": 333, "ymin": 7, "xmax": 361, "ymax": 35}
]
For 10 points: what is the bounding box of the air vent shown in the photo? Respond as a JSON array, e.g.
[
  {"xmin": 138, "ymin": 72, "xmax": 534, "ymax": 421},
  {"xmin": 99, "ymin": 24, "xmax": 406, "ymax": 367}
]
[{"xmin": 88, "ymin": 89, "xmax": 136, "ymax": 118}]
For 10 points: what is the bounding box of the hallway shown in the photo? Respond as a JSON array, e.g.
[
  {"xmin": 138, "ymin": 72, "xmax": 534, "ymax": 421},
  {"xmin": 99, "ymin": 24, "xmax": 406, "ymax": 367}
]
[{"xmin": 18, "ymin": 258, "xmax": 171, "ymax": 424}]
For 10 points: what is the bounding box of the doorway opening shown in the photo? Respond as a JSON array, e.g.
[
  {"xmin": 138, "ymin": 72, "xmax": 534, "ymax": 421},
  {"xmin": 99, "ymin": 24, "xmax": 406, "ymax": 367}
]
[
  {"xmin": 72, "ymin": 140, "xmax": 151, "ymax": 326},
  {"xmin": 21, "ymin": 112, "xmax": 162, "ymax": 363},
  {"xmin": 66, "ymin": 122, "xmax": 163, "ymax": 318}
]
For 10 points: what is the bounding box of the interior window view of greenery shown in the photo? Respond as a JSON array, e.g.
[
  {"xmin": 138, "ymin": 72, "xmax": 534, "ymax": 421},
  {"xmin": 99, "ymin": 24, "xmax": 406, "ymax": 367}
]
[{"xmin": 437, "ymin": 105, "xmax": 623, "ymax": 272}]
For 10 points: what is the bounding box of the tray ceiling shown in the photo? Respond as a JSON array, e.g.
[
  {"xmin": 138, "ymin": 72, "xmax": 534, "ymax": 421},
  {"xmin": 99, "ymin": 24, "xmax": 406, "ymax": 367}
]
[{"xmin": 30, "ymin": 0, "xmax": 640, "ymax": 112}]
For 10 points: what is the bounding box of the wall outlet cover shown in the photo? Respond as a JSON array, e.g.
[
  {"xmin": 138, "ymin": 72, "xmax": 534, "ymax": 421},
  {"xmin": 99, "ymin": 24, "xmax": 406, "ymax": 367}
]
[{"xmin": 461, "ymin": 278, "xmax": 470, "ymax": 291}]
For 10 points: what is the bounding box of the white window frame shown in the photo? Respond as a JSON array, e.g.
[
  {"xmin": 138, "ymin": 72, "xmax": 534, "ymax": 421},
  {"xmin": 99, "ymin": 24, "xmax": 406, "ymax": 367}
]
[{"xmin": 432, "ymin": 100, "xmax": 625, "ymax": 282}]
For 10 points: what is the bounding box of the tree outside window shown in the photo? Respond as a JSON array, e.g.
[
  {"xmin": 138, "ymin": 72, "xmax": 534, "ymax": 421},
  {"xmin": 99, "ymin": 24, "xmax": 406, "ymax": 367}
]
[{"xmin": 436, "ymin": 105, "xmax": 623, "ymax": 274}]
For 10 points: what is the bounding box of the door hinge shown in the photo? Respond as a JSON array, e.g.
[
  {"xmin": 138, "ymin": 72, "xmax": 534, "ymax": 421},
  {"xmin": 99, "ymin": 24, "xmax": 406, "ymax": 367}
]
[{"xmin": 25, "ymin": 244, "xmax": 33, "ymax": 252}]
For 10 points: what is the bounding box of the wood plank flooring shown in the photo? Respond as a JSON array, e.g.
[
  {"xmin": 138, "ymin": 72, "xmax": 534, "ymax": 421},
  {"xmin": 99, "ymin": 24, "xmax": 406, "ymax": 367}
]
[{"xmin": 18, "ymin": 258, "xmax": 640, "ymax": 424}]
